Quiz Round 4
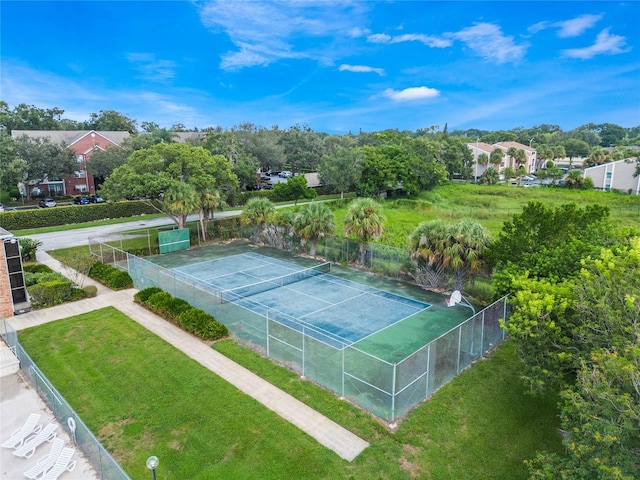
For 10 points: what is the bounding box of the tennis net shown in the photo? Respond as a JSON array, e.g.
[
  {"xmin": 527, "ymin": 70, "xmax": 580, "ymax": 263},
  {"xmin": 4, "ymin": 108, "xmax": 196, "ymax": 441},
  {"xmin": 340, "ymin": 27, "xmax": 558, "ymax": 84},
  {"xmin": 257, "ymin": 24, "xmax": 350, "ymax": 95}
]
[{"xmin": 221, "ymin": 262, "xmax": 331, "ymax": 301}]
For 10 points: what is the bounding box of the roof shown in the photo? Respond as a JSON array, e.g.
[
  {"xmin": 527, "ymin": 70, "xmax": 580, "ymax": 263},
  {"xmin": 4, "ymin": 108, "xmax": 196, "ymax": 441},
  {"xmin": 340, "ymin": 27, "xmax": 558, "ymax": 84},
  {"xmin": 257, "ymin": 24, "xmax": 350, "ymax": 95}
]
[
  {"xmin": 494, "ymin": 141, "xmax": 536, "ymax": 153},
  {"xmin": 11, "ymin": 130, "xmax": 130, "ymax": 146},
  {"xmin": 583, "ymin": 157, "xmax": 638, "ymax": 172},
  {"xmin": 467, "ymin": 142, "xmax": 496, "ymax": 153},
  {"xmin": 304, "ymin": 172, "xmax": 321, "ymax": 188},
  {"xmin": 172, "ymin": 132, "xmax": 206, "ymax": 143}
]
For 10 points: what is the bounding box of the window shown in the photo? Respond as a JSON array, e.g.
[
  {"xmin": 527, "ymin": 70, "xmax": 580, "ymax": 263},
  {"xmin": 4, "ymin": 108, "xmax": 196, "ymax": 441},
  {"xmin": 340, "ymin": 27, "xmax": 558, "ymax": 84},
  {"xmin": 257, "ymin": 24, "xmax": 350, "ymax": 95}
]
[
  {"xmin": 74, "ymin": 170, "xmax": 86, "ymax": 178},
  {"xmin": 606, "ymin": 172, "xmax": 612, "ymax": 179},
  {"xmin": 76, "ymin": 155, "xmax": 84, "ymax": 164}
]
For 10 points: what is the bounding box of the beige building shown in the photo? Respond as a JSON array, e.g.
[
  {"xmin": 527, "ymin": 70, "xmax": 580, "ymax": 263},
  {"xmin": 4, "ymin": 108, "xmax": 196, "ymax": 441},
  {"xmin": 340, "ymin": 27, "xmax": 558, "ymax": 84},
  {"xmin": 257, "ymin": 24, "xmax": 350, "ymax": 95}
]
[
  {"xmin": 467, "ymin": 141, "xmax": 537, "ymax": 179},
  {"xmin": 583, "ymin": 159, "xmax": 640, "ymax": 194}
]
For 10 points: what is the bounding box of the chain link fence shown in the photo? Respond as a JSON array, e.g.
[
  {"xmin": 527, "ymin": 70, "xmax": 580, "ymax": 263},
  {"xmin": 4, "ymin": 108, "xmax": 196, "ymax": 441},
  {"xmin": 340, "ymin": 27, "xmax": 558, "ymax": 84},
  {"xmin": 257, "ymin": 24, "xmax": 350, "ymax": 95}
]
[
  {"xmin": 112, "ymin": 248, "xmax": 508, "ymax": 423},
  {"xmin": 1, "ymin": 320, "xmax": 131, "ymax": 480}
]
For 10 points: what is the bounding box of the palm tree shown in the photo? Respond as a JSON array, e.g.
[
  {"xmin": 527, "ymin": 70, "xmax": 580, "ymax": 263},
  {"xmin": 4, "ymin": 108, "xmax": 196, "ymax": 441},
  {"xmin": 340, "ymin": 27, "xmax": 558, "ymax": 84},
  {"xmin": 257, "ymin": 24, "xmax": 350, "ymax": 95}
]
[
  {"xmin": 242, "ymin": 197, "xmax": 275, "ymax": 244},
  {"xmin": 343, "ymin": 198, "xmax": 385, "ymax": 264},
  {"xmin": 409, "ymin": 219, "xmax": 492, "ymax": 292},
  {"xmin": 490, "ymin": 148, "xmax": 504, "ymax": 168},
  {"xmin": 408, "ymin": 219, "xmax": 451, "ymax": 289},
  {"xmin": 478, "ymin": 153, "xmax": 489, "ymax": 166},
  {"xmin": 199, "ymin": 188, "xmax": 225, "ymax": 242},
  {"xmin": 514, "ymin": 149, "xmax": 527, "ymax": 169},
  {"xmin": 164, "ymin": 182, "xmax": 200, "ymax": 229},
  {"xmin": 479, "ymin": 167, "xmax": 499, "ymax": 185},
  {"xmin": 294, "ymin": 202, "xmax": 335, "ymax": 256},
  {"xmin": 448, "ymin": 219, "xmax": 492, "ymax": 290},
  {"xmin": 506, "ymin": 147, "xmax": 518, "ymax": 170}
]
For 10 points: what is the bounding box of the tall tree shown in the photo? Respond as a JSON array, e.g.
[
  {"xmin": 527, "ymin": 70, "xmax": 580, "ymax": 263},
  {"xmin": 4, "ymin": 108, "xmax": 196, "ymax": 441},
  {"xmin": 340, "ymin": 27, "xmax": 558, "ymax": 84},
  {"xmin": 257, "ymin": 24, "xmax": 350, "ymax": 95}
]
[
  {"xmin": 293, "ymin": 202, "xmax": 335, "ymax": 256},
  {"xmin": 487, "ymin": 201, "xmax": 615, "ymax": 298},
  {"xmin": 0, "ymin": 102, "xmax": 66, "ymax": 133},
  {"xmin": 13, "ymin": 135, "xmax": 76, "ymax": 199},
  {"xmin": 82, "ymin": 110, "xmax": 137, "ymax": 133},
  {"xmin": 318, "ymin": 145, "xmax": 362, "ymax": 199},
  {"xmin": 279, "ymin": 124, "xmax": 324, "ymax": 174},
  {"xmin": 100, "ymin": 143, "xmax": 237, "ymax": 227},
  {"xmin": 343, "ymin": 198, "xmax": 385, "ymax": 264}
]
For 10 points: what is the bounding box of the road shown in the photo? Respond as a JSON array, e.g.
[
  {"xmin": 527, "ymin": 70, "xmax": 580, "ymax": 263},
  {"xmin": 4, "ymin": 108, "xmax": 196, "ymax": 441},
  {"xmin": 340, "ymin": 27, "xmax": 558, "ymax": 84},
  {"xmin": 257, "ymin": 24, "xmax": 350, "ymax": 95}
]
[{"xmin": 24, "ymin": 211, "xmax": 243, "ymax": 251}]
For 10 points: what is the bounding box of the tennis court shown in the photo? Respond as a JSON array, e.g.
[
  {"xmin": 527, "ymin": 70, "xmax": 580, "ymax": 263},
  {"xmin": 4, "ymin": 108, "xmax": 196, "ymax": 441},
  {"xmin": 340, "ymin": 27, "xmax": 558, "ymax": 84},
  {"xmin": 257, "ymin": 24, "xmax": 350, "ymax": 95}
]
[
  {"xmin": 121, "ymin": 241, "xmax": 507, "ymax": 421},
  {"xmin": 173, "ymin": 252, "xmax": 431, "ymax": 348}
]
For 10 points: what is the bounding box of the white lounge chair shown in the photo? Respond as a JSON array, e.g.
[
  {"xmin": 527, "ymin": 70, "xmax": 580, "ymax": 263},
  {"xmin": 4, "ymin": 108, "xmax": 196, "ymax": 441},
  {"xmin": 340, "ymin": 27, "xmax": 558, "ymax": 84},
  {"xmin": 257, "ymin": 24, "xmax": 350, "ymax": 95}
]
[
  {"xmin": 13, "ymin": 422, "xmax": 58, "ymax": 458},
  {"xmin": 23, "ymin": 438, "xmax": 65, "ymax": 479},
  {"xmin": 41, "ymin": 447, "xmax": 76, "ymax": 480},
  {"xmin": 1, "ymin": 413, "xmax": 42, "ymax": 449}
]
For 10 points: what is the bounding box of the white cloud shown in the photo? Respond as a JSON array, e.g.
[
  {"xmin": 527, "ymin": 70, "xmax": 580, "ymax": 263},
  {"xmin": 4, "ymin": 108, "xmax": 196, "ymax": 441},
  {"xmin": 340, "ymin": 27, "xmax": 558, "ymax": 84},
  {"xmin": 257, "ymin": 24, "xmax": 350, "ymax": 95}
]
[
  {"xmin": 367, "ymin": 32, "xmax": 451, "ymax": 48},
  {"xmin": 381, "ymin": 86, "xmax": 440, "ymax": 102},
  {"xmin": 198, "ymin": 1, "xmax": 367, "ymax": 70},
  {"xmin": 339, "ymin": 64, "xmax": 385, "ymax": 76},
  {"xmin": 126, "ymin": 53, "xmax": 177, "ymax": 82},
  {"xmin": 556, "ymin": 14, "xmax": 603, "ymax": 38},
  {"xmin": 348, "ymin": 27, "xmax": 371, "ymax": 38},
  {"xmin": 451, "ymin": 23, "xmax": 527, "ymax": 64},
  {"xmin": 562, "ymin": 28, "xmax": 628, "ymax": 59},
  {"xmin": 528, "ymin": 21, "xmax": 550, "ymax": 35},
  {"xmin": 528, "ymin": 14, "xmax": 602, "ymax": 37}
]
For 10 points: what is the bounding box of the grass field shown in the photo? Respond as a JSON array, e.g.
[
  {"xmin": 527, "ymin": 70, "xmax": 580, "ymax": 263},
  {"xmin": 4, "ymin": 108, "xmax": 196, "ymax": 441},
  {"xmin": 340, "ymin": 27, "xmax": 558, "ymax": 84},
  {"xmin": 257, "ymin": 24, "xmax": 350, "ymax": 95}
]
[
  {"xmin": 330, "ymin": 184, "xmax": 640, "ymax": 247},
  {"xmin": 19, "ymin": 307, "xmax": 563, "ymax": 480}
]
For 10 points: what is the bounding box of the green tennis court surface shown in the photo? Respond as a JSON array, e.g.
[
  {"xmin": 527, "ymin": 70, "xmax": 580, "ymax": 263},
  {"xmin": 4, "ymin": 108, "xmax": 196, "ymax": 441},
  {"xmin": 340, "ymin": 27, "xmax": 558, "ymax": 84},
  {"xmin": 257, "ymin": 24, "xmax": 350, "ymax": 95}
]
[{"xmin": 147, "ymin": 242, "xmax": 472, "ymax": 362}]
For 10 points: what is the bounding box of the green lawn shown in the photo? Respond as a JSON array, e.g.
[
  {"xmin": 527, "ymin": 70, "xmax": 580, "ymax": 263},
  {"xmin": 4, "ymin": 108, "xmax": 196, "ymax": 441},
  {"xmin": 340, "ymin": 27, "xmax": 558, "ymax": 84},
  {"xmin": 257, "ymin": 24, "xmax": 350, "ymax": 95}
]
[{"xmin": 19, "ymin": 308, "xmax": 563, "ymax": 480}]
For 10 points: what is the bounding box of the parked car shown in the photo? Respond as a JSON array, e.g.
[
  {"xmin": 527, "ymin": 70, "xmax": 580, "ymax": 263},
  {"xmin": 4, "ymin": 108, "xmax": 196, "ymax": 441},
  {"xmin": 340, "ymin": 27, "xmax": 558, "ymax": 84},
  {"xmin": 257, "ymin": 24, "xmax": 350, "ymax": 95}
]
[
  {"xmin": 73, "ymin": 196, "xmax": 90, "ymax": 205},
  {"xmin": 88, "ymin": 194, "xmax": 105, "ymax": 203},
  {"xmin": 262, "ymin": 183, "xmax": 274, "ymax": 190},
  {"xmin": 39, "ymin": 197, "xmax": 57, "ymax": 208},
  {"xmin": 279, "ymin": 171, "xmax": 292, "ymax": 178},
  {"xmin": 260, "ymin": 174, "xmax": 270, "ymax": 181}
]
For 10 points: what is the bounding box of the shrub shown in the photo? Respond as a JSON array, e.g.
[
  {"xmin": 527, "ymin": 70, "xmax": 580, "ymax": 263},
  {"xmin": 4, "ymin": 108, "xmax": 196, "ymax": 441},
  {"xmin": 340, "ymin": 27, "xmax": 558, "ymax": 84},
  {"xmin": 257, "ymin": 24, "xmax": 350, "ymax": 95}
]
[
  {"xmin": 88, "ymin": 262, "xmax": 133, "ymax": 290},
  {"xmin": 0, "ymin": 200, "xmax": 158, "ymax": 231},
  {"xmin": 23, "ymin": 264, "xmax": 53, "ymax": 274},
  {"xmin": 19, "ymin": 238, "xmax": 43, "ymax": 262},
  {"xmin": 28, "ymin": 279, "xmax": 86, "ymax": 308},
  {"xmin": 83, "ymin": 285, "xmax": 98, "ymax": 298},
  {"xmin": 178, "ymin": 307, "xmax": 228, "ymax": 340},
  {"xmin": 135, "ymin": 288, "xmax": 228, "ymax": 341},
  {"xmin": 146, "ymin": 291, "xmax": 175, "ymax": 320},
  {"xmin": 134, "ymin": 287, "xmax": 163, "ymax": 304}
]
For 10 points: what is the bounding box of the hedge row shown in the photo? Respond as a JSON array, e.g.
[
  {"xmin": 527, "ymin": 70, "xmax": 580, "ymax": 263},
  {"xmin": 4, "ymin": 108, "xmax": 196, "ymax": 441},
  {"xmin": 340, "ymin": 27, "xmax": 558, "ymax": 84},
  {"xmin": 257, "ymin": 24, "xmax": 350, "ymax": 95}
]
[
  {"xmin": 134, "ymin": 287, "xmax": 228, "ymax": 341},
  {"xmin": 88, "ymin": 262, "xmax": 133, "ymax": 290},
  {"xmin": 23, "ymin": 265, "xmax": 92, "ymax": 308},
  {"xmin": 0, "ymin": 201, "xmax": 158, "ymax": 231}
]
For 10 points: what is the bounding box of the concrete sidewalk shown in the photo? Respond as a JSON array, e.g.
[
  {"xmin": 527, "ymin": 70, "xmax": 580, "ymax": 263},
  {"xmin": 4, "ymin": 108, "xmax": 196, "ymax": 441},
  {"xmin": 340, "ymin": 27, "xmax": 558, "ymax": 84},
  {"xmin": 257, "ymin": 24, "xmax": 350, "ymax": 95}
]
[{"xmin": 7, "ymin": 252, "xmax": 369, "ymax": 462}]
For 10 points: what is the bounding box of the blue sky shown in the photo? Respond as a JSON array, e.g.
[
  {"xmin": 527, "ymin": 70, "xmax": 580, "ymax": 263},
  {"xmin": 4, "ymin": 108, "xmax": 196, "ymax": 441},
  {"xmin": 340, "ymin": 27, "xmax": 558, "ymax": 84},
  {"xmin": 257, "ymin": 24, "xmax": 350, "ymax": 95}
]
[{"xmin": 1, "ymin": 1, "xmax": 638, "ymax": 133}]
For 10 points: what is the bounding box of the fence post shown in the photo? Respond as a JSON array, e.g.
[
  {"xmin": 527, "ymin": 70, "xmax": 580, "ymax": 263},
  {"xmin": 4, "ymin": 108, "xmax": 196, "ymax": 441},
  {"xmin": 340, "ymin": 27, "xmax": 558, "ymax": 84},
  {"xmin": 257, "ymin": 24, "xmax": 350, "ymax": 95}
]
[
  {"xmin": 391, "ymin": 362, "xmax": 397, "ymax": 424},
  {"xmin": 456, "ymin": 326, "xmax": 462, "ymax": 373},
  {"xmin": 341, "ymin": 347, "xmax": 345, "ymax": 399},
  {"xmin": 425, "ymin": 343, "xmax": 431, "ymax": 398}
]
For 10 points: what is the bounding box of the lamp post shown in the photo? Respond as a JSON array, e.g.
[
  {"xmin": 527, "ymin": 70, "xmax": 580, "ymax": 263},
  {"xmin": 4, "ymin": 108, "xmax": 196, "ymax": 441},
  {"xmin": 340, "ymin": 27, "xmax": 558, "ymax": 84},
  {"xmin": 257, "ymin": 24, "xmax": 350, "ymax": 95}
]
[{"xmin": 146, "ymin": 456, "xmax": 159, "ymax": 480}]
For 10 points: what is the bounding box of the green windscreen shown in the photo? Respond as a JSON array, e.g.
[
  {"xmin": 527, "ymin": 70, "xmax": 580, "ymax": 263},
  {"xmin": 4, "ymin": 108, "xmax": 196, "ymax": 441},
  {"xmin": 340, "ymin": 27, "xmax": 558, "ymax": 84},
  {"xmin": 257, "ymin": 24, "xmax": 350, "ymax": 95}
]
[{"xmin": 158, "ymin": 228, "xmax": 190, "ymax": 253}]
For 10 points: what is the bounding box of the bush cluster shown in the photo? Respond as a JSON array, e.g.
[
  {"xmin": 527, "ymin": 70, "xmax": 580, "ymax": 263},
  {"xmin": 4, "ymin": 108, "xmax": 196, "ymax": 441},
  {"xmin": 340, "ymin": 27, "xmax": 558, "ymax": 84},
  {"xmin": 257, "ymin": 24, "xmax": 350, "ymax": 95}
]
[
  {"xmin": 134, "ymin": 287, "xmax": 228, "ymax": 341},
  {"xmin": 88, "ymin": 262, "xmax": 133, "ymax": 290},
  {"xmin": 0, "ymin": 201, "xmax": 158, "ymax": 231},
  {"xmin": 26, "ymin": 274, "xmax": 87, "ymax": 308}
]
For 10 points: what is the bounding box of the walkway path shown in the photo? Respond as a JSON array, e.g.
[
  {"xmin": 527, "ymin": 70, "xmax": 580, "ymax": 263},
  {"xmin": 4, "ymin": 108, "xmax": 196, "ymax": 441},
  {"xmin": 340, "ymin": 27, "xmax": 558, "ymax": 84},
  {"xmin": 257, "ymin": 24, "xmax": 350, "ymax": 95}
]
[{"xmin": 7, "ymin": 252, "xmax": 369, "ymax": 462}]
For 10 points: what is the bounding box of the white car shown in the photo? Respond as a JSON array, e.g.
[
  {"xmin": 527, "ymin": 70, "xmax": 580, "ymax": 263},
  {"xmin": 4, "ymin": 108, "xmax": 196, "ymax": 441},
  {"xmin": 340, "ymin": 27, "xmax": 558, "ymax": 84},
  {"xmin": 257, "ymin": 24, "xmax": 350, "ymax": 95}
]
[{"xmin": 279, "ymin": 171, "xmax": 292, "ymax": 178}]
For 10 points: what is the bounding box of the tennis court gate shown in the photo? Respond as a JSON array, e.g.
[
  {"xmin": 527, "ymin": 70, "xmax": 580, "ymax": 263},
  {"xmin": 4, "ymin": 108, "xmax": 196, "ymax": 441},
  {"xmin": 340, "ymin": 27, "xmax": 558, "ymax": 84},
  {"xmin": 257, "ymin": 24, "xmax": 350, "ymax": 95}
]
[{"xmin": 119, "ymin": 251, "xmax": 508, "ymax": 423}]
